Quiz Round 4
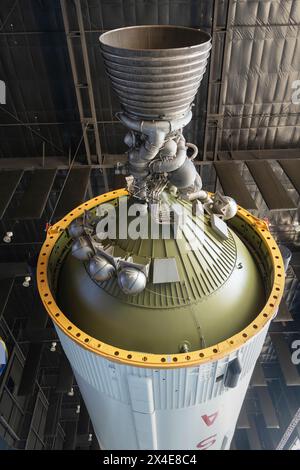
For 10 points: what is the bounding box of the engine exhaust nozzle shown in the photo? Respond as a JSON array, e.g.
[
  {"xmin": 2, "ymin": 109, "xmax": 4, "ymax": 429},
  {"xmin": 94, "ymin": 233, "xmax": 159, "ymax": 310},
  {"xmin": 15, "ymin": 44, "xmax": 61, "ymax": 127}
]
[{"xmin": 100, "ymin": 25, "xmax": 211, "ymax": 120}]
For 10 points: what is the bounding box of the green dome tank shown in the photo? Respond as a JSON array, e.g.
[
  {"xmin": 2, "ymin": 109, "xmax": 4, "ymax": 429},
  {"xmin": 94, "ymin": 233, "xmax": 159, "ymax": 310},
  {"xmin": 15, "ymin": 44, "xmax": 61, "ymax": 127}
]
[{"xmin": 56, "ymin": 194, "xmax": 265, "ymax": 354}]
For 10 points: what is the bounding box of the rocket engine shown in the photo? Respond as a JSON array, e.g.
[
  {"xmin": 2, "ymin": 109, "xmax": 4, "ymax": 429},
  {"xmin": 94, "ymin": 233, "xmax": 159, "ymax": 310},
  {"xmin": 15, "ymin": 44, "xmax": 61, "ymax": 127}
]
[{"xmin": 38, "ymin": 26, "xmax": 284, "ymax": 450}]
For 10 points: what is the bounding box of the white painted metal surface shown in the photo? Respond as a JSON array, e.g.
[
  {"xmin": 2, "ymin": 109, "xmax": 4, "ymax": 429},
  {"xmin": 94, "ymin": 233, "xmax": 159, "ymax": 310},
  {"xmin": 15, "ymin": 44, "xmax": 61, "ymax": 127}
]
[{"xmin": 56, "ymin": 319, "xmax": 270, "ymax": 450}]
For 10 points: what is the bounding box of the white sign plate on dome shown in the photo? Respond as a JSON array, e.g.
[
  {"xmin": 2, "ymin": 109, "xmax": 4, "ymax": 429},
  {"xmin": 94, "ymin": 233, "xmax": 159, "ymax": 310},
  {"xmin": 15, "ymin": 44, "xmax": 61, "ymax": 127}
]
[{"xmin": 153, "ymin": 258, "xmax": 180, "ymax": 284}]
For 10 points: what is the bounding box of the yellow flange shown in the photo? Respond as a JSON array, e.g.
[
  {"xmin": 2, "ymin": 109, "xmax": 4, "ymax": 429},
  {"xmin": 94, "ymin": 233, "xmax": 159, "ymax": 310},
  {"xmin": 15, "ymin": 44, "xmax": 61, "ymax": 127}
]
[{"xmin": 37, "ymin": 189, "xmax": 285, "ymax": 368}]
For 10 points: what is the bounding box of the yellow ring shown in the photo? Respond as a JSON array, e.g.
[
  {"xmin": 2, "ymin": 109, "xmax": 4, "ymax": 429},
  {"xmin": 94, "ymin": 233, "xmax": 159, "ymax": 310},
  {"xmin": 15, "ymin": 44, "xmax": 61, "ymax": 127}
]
[{"xmin": 37, "ymin": 189, "xmax": 285, "ymax": 368}]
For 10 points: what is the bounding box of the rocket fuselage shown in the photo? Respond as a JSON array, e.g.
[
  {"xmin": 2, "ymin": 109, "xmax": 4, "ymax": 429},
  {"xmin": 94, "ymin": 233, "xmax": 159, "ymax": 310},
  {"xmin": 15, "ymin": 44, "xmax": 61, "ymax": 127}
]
[
  {"xmin": 38, "ymin": 190, "xmax": 284, "ymax": 450},
  {"xmin": 56, "ymin": 316, "xmax": 269, "ymax": 450},
  {"xmin": 37, "ymin": 26, "xmax": 285, "ymax": 450}
]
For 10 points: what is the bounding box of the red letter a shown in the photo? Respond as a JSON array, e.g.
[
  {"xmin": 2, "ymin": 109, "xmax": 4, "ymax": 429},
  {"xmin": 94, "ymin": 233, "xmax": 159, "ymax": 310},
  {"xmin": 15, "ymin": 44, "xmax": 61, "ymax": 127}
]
[{"xmin": 201, "ymin": 412, "xmax": 218, "ymax": 427}]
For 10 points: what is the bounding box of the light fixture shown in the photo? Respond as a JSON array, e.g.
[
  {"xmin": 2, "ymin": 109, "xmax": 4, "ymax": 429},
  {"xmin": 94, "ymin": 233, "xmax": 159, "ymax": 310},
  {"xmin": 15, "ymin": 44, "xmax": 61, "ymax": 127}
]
[
  {"xmin": 50, "ymin": 342, "xmax": 57, "ymax": 352},
  {"xmin": 22, "ymin": 276, "xmax": 31, "ymax": 288},
  {"xmin": 68, "ymin": 387, "xmax": 74, "ymax": 397},
  {"xmin": 3, "ymin": 231, "xmax": 13, "ymax": 243},
  {"xmin": 115, "ymin": 162, "xmax": 122, "ymax": 175},
  {"xmin": 76, "ymin": 404, "xmax": 80, "ymax": 414}
]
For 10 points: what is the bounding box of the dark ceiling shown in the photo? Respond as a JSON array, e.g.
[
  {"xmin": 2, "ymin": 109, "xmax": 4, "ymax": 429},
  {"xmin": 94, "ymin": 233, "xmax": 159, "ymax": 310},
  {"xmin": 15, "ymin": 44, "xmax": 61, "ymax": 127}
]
[
  {"xmin": 0, "ymin": 0, "xmax": 299, "ymax": 163},
  {"xmin": 0, "ymin": 0, "xmax": 299, "ymax": 451}
]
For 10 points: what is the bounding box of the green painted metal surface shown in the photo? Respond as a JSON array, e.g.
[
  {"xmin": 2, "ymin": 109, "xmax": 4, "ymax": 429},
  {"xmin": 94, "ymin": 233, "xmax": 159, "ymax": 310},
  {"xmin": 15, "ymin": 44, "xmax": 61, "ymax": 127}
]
[{"xmin": 52, "ymin": 195, "xmax": 266, "ymax": 354}]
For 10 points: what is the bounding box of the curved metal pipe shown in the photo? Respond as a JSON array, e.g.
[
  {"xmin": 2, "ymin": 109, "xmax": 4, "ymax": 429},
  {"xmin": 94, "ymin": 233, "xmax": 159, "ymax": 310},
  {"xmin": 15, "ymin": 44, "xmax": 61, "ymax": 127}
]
[
  {"xmin": 128, "ymin": 149, "xmax": 149, "ymax": 178},
  {"xmin": 151, "ymin": 138, "xmax": 186, "ymax": 174},
  {"xmin": 168, "ymin": 158, "xmax": 198, "ymax": 189},
  {"xmin": 120, "ymin": 111, "xmax": 192, "ymax": 165},
  {"xmin": 186, "ymin": 142, "xmax": 198, "ymax": 160},
  {"xmin": 119, "ymin": 111, "xmax": 192, "ymax": 136}
]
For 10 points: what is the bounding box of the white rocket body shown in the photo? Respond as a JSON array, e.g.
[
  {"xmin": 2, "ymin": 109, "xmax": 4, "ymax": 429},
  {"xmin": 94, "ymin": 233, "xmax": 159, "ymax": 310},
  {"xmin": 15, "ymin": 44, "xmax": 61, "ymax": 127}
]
[{"xmin": 56, "ymin": 320, "xmax": 269, "ymax": 450}]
